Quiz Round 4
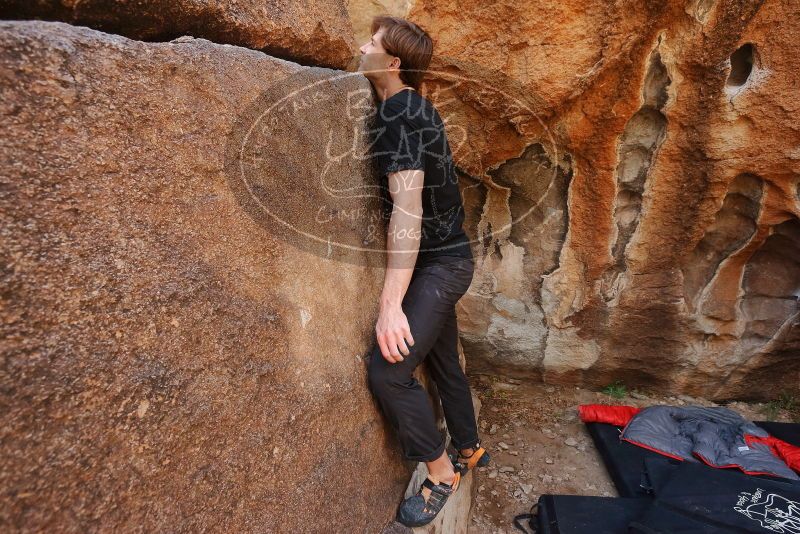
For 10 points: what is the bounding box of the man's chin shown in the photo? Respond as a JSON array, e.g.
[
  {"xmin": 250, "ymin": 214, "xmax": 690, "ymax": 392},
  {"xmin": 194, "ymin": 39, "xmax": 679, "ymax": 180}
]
[{"xmin": 358, "ymin": 66, "xmax": 373, "ymax": 80}]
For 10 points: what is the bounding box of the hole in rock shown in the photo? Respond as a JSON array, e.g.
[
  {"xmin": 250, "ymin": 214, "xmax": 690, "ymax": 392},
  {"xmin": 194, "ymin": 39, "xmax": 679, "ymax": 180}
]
[{"xmin": 727, "ymin": 43, "xmax": 755, "ymax": 87}]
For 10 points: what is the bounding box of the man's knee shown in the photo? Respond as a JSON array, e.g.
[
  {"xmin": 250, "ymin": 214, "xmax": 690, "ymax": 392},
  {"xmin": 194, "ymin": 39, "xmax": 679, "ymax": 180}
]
[{"xmin": 368, "ymin": 349, "xmax": 405, "ymax": 398}]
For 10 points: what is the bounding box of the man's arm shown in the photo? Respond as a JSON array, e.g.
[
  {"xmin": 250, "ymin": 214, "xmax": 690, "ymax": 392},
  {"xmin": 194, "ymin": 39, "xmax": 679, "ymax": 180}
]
[{"xmin": 375, "ymin": 168, "xmax": 424, "ymax": 364}]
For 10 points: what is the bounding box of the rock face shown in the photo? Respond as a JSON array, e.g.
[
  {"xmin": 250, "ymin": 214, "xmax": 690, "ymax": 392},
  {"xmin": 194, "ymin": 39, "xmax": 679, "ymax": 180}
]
[
  {"xmin": 349, "ymin": 0, "xmax": 800, "ymax": 399},
  {"xmin": 347, "ymin": 0, "xmax": 415, "ymax": 45},
  {"xmin": 0, "ymin": 0, "xmax": 356, "ymax": 68},
  {"xmin": 0, "ymin": 21, "xmax": 404, "ymax": 532}
]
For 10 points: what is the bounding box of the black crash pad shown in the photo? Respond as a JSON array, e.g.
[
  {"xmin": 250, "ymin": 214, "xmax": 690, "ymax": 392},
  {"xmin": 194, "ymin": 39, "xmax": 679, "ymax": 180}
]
[
  {"xmin": 534, "ymin": 495, "xmax": 651, "ymax": 534},
  {"xmin": 585, "ymin": 420, "xmax": 800, "ymax": 497},
  {"xmin": 630, "ymin": 457, "xmax": 800, "ymax": 533},
  {"xmin": 533, "ymin": 458, "xmax": 800, "ymax": 534}
]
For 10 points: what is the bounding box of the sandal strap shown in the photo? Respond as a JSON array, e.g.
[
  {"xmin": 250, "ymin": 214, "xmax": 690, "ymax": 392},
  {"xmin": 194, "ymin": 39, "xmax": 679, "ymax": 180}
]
[
  {"xmin": 419, "ymin": 474, "xmax": 460, "ymax": 514},
  {"xmin": 423, "ymin": 473, "xmax": 462, "ymax": 493},
  {"xmin": 466, "ymin": 447, "xmax": 486, "ymax": 469},
  {"xmin": 459, "ymin": 441, "xmax": 481, "ymax": 458},
  {"xmin": 454, "ymin": 443, "xmax": 486, "ymax": 468},
  {"xmin": 422, "ymin": 476, "xmax": 453, "ymax": 496}
]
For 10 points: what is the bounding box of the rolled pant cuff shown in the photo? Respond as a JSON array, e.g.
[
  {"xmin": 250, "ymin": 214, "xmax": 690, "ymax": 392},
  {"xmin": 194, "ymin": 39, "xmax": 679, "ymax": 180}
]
[
  {"xmin": 451, "ymin": 435, "xmax": 481, "ymax": 451},
  {"xmin": 406, "ymin": 436, "xmax": 447, "ymax": 463}
]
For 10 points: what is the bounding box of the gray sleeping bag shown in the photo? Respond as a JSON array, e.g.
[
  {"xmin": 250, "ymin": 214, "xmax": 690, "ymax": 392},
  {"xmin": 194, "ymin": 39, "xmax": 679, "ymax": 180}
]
[{"xmin": 620, "ymin": 405, "xmax": 799, "ymax": 481}]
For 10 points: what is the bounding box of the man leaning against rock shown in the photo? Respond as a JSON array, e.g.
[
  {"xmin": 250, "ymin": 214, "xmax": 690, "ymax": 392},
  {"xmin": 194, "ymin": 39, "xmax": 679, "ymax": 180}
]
[{"xmin": 357, "ymin": 15, "xmax": 491, "ymax": 528}]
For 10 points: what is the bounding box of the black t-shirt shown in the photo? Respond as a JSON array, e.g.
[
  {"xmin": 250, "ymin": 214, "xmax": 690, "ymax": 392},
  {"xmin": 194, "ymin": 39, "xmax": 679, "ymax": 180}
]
[{"xmin": 371, "ymin": 88, "xmax": 473, "ymax": 264}]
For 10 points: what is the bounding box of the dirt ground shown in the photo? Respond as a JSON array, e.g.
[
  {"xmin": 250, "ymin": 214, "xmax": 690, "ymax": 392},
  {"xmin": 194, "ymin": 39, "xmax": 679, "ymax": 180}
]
[{"xmin": 466, "ymin": 376, "xmax": 799, "ymax": 534}]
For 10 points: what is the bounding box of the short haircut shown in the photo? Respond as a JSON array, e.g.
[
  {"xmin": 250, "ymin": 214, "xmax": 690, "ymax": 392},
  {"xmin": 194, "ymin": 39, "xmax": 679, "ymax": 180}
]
[{"xmin": 370, "ymin": 15, "xmax": 433, "ymax": 90}]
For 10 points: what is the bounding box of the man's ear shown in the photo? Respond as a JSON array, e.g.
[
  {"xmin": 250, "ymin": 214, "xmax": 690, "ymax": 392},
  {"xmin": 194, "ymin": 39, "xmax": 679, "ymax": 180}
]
[{"xmin": 389, "ymin": 56, "xmax": 401, "ymax": 71}]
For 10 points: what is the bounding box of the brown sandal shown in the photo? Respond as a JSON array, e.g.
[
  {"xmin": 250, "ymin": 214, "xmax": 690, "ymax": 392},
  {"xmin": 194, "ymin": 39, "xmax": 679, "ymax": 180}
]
[{"xmin": 449, "ymin": 443, "xmax": 491, "ymax": 475}]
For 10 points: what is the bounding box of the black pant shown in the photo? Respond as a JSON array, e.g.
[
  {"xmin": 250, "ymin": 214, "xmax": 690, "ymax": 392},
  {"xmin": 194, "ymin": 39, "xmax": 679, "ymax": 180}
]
[{"xmin": 367, "ymin": 255, "xmax": 479, "ymax": 462}]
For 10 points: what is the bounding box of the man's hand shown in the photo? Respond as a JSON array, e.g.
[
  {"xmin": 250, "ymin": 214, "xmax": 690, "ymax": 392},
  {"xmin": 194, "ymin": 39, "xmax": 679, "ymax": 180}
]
[{"xmin": 375, "ymin": 303, "xmax": 415, "ymax": 363}]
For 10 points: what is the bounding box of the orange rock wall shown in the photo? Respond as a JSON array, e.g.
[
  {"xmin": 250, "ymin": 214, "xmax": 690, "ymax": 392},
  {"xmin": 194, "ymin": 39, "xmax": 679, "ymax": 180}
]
[{"xmin": 350, "ymin": 0, "xmax": 800, "ymax": 399}]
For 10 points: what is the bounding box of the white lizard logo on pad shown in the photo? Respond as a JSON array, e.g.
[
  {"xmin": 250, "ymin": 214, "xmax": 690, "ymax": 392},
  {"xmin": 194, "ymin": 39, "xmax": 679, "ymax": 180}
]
[{"xmin": 734, "ymin": 488, "xmax": 800, "ymax": 533}]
